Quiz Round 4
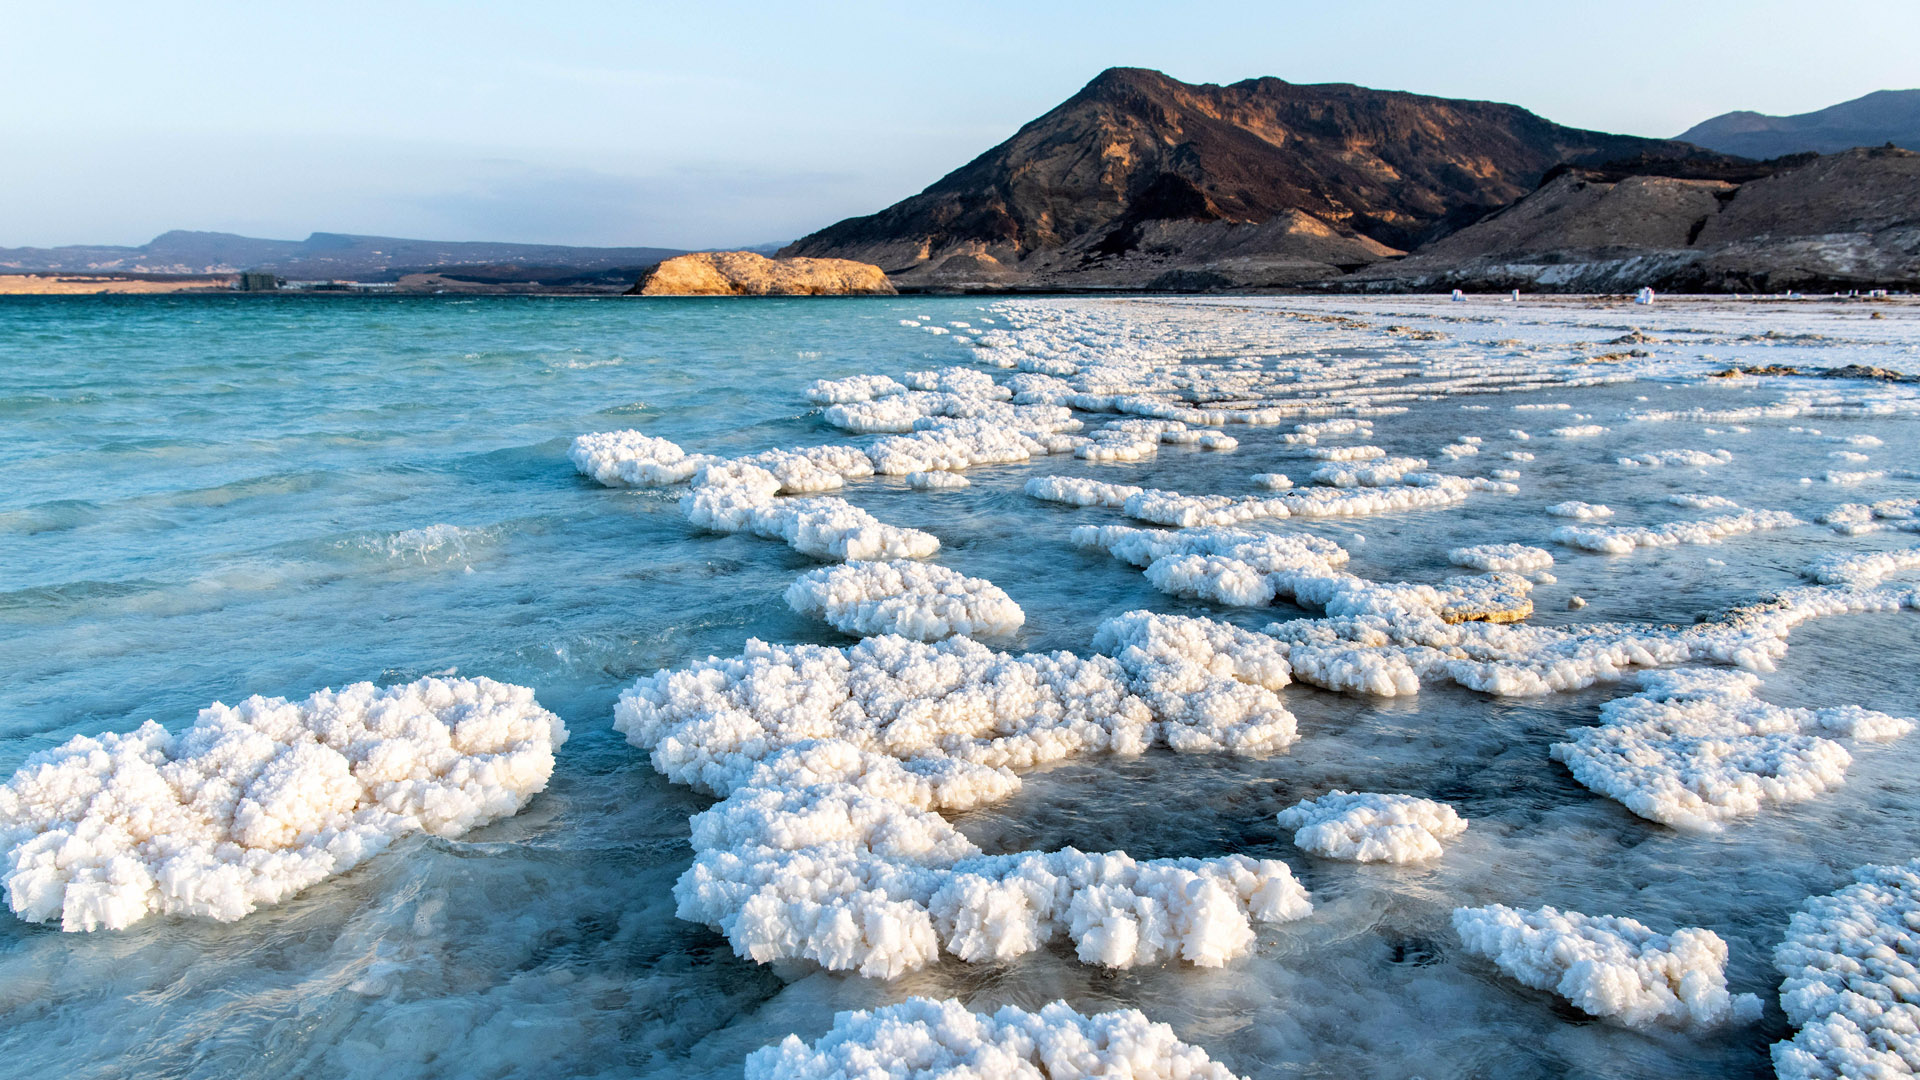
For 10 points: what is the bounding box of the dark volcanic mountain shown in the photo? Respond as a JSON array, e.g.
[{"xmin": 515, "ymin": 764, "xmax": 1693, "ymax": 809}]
[
  {"xmin": 0, "ymin": 230, "xmax": 684, "ymax": 280},
  {"xmin": 1678, "ymin": 90, "xmax": 1920, "ymax": 159},
  {"xmin": 781, "ymin": 67, "xmax": 1704, "ymax": 290}
]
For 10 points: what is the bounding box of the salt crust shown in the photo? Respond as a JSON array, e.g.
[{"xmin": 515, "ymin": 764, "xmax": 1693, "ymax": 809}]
[
  {"xmin": 1618, "ymin": 448, "xmax": 1734, "ymax": 468},
  {"xmin": 1548, "ymin": 501, "xmax": 1614, "ymax": 520},
  {"xmin": 615, "ymin": 620, "xmax": 1309, "ymax": 978},
  {"xmin": 1277, "ymin": 791, "xmax": 1467, "ymax": 863},
  {"xmin": 0, "ymin": 678, "xmax": 567, "ymax": 932},
  {"xmin": 1074, "ymin": 524, "xmax": 1534, "ymax": 626},
  {"xmin": 1453, "ymin": 904, "xmax": 1762, "ymax": 1029},
  {"xmin": 1803, "ymin": 544, "xmax": 1920, "ymax": 587},
  {"xmin": 1448, "ymin": 543, "xmax": 1555, "ymax": 574},
  {"xmin": 1820, "ymin": 499, "xmax": 1920, "ymax": 536},
  {"xmin": 1552, "ymin": 509, "xmax": 1802, "ymax": 554},
  {"xmin": 1024, "ymin": 476, "xmax": 1142, "ymax": 507},
  {"xmin": 1551, "ymin": 669, "xmax": 1913, "ymax": 831},
  {"xmin": 745, "ymin": 997, "xmax": 1246, "ymax": 1080},
  {"xmin": 905, "ymin": 471, "xmax": 969, "ymax": 491},
  {"xmin": 1771, "ymin": 858, "xmax": 1920, "ymax": 1080},
  {"xmin": 785, "ymin": 560, "xmax": 1025, "ymax": 639}
]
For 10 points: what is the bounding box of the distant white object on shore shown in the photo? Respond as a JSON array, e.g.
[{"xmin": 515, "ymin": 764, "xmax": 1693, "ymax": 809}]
[
  {"xmin": 1635, "ymin": 287, "xmax": 1656, "ymax": 305},
  {"xmin": 1451, "ymin": 289, "xmax": 1465, "ymax": 302}
]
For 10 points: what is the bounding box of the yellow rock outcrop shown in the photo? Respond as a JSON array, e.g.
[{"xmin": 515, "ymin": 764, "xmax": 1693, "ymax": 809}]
[{"xmin": 629, "ymin": 252, "xmax": 895, "ymax": 296}]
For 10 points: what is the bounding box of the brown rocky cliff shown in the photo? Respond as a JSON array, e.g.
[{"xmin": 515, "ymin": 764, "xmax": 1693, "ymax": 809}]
[
  {"xmin": 628, "ymin": 252, "xmax": 896, "ymax": 296},
  {"xmin": 781, "ymin": 67, "xmax": 1705, "ymax": 289}
]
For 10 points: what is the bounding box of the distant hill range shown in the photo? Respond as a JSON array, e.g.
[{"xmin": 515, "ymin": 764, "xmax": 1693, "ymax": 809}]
[
  {"xmin": 1678, "ymin": 89, "xmax": 1920, "ymax": 158},
  {"xmin": 785, "ymin": 69, "xmax": 1920, "ymax": 293},
  {"xmin": 0, "ymin": 230, "xmax": 689, "ymax": 284}
]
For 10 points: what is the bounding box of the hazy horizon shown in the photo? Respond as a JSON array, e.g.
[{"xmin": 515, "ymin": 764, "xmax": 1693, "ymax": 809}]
[{"xmin": 5, "ymin": 0, "xmax": 1917, "ymax": 251}]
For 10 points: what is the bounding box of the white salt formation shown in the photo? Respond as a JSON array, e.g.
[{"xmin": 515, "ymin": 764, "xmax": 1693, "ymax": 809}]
[
  {"xmin": 785, "ymin": 560, "xmax": 1025, "ymax": 640},
  {"xmin": 568, "ymin": 430, "xmax": 710, "ymax": 486},
  {"xmin": 683, "ymin": 484, "xmax": 940, "ymax": 561},
  {"xmin": 1024, "ymin": 475, "xmax": 1143, "ymax": 507},
  {"xmin": 1547, "ymin": 501, "xmax": 1614, "ymax": 520},
  {"xmin": 1074, "ymin": 524, "xmax": 1533, "ymax": 625},
  {"xmin": 1551, "ymin": 669, "xmax": 1913, "ymax": 831},
  {"xmin": 1277, "ymin": 791, "xmax": 1467, "ymax": 863},
  {"xmin": 1552, "ymin": 509, "xmax": 1802, "ymax": 554},
  {"xmin": 614, "ymin": 629, "xmax": 1309, "ymax": 978},
  {"xmin": 0, "ymin": 678, "xmax": 567, "ymax": 932},
  {"xmin": 1803, "ymin": 544, "xmax": 1920, "ymax": 587},
  {"xmin": 1618, "ymin": 448, "xmax": 1735, "ymax": 468},
  {"xmin": 1771, "ymin": 858, "xmax": 1920, "ymax": 1080},
  {"xmin": 745, "ymin": 997, "xmax": 1247, "ymax": 1080},
  {"xmin": 905, "ymin": 470, "xmax": 969, "ymax": 491},
  {"xmin": 1453, "ymin": 904, "xmax": 1762, "ymax": 1030},
  {"xmin": 1448, "ymin": 543, "xmax": 1555, "ymax": 575}
]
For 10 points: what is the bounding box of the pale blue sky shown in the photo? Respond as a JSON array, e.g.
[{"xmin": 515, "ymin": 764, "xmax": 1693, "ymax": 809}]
[{"xmin": 4, "ymin": 1, "xmax": 1915, "ymax": 249}]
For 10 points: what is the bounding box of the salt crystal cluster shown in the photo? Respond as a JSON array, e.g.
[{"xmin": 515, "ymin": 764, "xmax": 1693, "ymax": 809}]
[
  {"xmin": 1277, "ymin": 791, "xmax": 1468, "ymax": 863},
  {"xmin": 785, "ymin": 560, "xmax": 1025, "ymax": 639},
  {"xmin": 745, "ymin": 997, "xmax": 1248, "ymax": 1080},
  {"xmin": 1448, "ymin": 543, "xmax": 1555, "ymax": 575},
  {"xmin": 1551, "ymin": 669, "xmax": 1913, "ymax": 830},
  {"xmin": 1552, "ymin": 509, "xmax": 1802, "ymax": 554},
  {"xmin": 1771, "ymin": 858, "xmax": 1920, "ymax": 1080},
  {"xmin": 1453, "ymin": 903, "xmax": 1762, "ymax": 1029},
  {"xmin": 613, "ymin": 626, "xmax": 1309, "ymax": 978},
  {"xmin": 0, "ymin": 678, "xmax": 567, "ymax": 931}
]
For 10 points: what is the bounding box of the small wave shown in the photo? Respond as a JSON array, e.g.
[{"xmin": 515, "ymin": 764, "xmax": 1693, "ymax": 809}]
[{"xmin": 0, "ymin": 499, "xmax": 101, "ymax": 535}]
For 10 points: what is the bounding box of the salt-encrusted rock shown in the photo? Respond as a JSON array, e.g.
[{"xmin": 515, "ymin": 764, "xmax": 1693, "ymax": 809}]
[
  {"xmin": 0, "ymin": 679, "xmax": 567, "ymax": 931},
  {"xmin": 1453, "ymin": 903, "xmax": 1762, "ymax": 1030},
  {"xmin": 1277, "ymin": 791, "xmax": 1467, "ymax": 862},
  {"xmin": 1550, "ymin": 669, "xmax": 1913, "ymax": 830},
  {"xmin": 629, "ymin": 251, "xmax": 896, "ymax": 296},
  {"xmin": 786, "ymin": 560, "xmax": 1024, "ymax": 639},
  {"xmin": 745, "ymin": 997, "xmax": 1247, "ymax": 1080},
  {"xmin": 1772, "ymin": 858, "xmax": 1920, "ymax": 1080}
]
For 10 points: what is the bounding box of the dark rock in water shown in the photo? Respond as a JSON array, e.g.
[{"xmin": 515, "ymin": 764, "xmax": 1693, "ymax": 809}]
[{"xmin": 783, "ymin": 66, "xmax": 1696, "ymax": 291}]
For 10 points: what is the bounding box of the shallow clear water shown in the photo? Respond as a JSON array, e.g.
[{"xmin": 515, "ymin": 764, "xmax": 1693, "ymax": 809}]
[{"xmin": 3, "ymin": 293, "xmax": 1918, "ymax": 1079}]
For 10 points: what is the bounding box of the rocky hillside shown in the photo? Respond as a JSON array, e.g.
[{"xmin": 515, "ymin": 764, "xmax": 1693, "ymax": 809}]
[
  {"xmin": 1678, "ymin": 89, "xmax": 1920, "ymax": 158},
  {"xmin": 1343, "ymin": 146, "xmax": 1920, "ymax": 292},
  {"xmin": 781, "ymin": 67, "xmax": 1702, "ymax": 290}
]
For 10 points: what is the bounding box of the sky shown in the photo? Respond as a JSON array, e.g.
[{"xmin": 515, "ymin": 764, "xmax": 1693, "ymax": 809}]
[{"xmin": 4, "ymin": 0, "xmax": 1916, "ymax": 250}]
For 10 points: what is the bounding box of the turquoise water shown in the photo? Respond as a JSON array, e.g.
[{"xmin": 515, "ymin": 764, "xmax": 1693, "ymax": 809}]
[{"xmin": 3, "ymin": 294, "xmax": 1918, "ymax": 1079}]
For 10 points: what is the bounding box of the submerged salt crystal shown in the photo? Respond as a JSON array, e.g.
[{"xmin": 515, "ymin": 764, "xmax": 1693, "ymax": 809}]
[
  {"xmin": 1453, "ymin": 903, "xmax": 1760, "ymax": 1029},
  {"xmin": 1277, "ymin": 791, "xmax": 1467, "ymax": 862},
  {"xmin": 744, "ymin": 997, "xmax": 1248, "ymax": 1080},
  {"xmin": 1550, "ymin": 668, "xmax": 1913, "ymax": 830}
]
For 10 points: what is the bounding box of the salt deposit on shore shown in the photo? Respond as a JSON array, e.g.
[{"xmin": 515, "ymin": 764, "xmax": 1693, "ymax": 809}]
[{"xmin": 0, "ymin": 679, "xmax": 566, "ymax": 931}]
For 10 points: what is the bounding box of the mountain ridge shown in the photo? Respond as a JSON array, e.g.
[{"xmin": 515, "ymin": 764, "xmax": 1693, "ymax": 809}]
[
  {"xmin": 1678, "ymin": 89, "xmax": 1920, "ymax": 158},
  {"xmin": 781, "ymin": 66, "xmax": 1712, "ymax": 289}
]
